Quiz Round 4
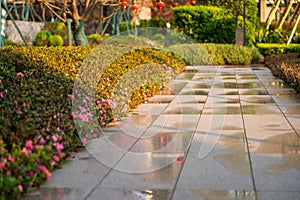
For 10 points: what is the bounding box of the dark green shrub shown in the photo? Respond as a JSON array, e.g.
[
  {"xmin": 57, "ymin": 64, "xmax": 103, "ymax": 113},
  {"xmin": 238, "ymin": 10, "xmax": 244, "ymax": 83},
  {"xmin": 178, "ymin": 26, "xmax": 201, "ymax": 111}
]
[
  {"xmin": 172, "ymin": 6, "xmax": 236, "ymax": 44},
  {"xmin": 48, "ymin": 35, "xmax": 64, "ymax": 46},
  {"xmin": 256, "ymin": 43, "xmax": 300, "ymax": 56},
  {"xmin": 4, "ymin": 39, "xmax": 16, "ymax": 46},
  {"xmin": 44, "ymin": 22, "xmax": 67, "ymax": 36},
  {"xmin": 197, "ymin": 0, "xmax": 258, "ymax": 45},
  {"xmin": 152, "ymin": 33, "xmax": 165, "ymax": 41},
  {"xmin": 35, "ymin": 30, "xmax": 51, "ymax": 46},
  {"xmin": 119, "ymin": 22, "xmax": 133, "ymax": 33}
]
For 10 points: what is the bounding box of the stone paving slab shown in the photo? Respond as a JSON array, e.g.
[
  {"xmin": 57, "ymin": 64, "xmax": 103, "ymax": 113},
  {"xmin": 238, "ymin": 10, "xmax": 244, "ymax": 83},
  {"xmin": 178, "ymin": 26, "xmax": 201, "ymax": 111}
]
[{"xmin": 23, "ymin": 65, "xmax": 300, "ymax": 200}]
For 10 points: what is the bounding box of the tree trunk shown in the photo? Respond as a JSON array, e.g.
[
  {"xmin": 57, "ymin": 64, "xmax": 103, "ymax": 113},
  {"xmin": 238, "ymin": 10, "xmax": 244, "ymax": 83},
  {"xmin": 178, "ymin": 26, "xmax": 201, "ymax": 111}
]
[{"xmin": 72, "ymin": 19, "xmax": 88, "ymax": 46}]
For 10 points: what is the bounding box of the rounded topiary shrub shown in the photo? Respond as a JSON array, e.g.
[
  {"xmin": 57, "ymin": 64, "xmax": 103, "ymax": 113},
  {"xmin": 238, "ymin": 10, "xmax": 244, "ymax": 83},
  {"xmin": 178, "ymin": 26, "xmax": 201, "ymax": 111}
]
[
  {"xmin": 35, "ymin": 30, "xmax": 51, "ymax": 46},
  {"xmin": 48, "ymin": 35, "xmax": 64, "ymax": 46}
]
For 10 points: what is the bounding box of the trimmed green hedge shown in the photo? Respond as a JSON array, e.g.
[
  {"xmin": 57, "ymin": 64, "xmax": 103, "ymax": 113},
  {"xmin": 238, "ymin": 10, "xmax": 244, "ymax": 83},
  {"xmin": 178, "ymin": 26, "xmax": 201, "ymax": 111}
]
[
  {"xmin": 172, "ymin": 6, "xmax": 236, "ymax": 44},
  {"xmin": 256, "ymin": 43, "xmax": 300, "ymax": 56},
  {"xmin": 196, "ymin": 0, "xmax": 258, "ymax": 45},
  {"xmin": 167, "ymin": 43, "xmax": 263, "ymax": 65}
]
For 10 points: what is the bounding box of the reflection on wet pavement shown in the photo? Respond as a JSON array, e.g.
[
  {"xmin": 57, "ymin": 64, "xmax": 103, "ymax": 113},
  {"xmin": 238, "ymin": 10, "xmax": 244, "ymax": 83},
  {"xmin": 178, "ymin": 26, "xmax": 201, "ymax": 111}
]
[{"xmin": 24, "ymin": 65, "xmax": 300, "ymax": 200}]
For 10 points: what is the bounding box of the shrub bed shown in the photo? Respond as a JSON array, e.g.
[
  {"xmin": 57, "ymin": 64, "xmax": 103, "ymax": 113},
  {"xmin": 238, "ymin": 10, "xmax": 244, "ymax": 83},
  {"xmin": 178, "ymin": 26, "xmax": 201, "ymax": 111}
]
[
  {"xmin": 172, "ymin": 6, "xmax": 236, "ymax": 44},
  {"xmin": 0, "ymin": 45, "xmax": 185, "ymax": 199},
  {"xmin": 265, "ymin": 53, "xmax": 300, "ymax": 93},
  {"xmin": 256, "ymin": 43, "xmax": 300, "ymax": 56},
  {"xmin": 166, "ymin": 43, "xmax": 263, "ymax": 65}
]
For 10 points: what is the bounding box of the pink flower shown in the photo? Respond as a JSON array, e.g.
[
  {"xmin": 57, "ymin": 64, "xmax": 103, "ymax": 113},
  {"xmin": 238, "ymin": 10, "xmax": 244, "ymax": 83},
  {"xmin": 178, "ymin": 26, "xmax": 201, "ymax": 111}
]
[
  {"xmin": 53, "ymin": 155, "xmax": 60, "ymax": 162},
  {"xmin": 16, "ymin": 72, "xmax": 24, "ymax": 77},
  {"xmin": 45, "ymin": 171, "xmax": 52, "ymax": 180},
  {"xmin": 39, "ymin": 137, "xmax": 46, "ymax": 145},
  {"xmin": 55, "ymin": 143, "xmax": 64, "ymax": 153},
  {"xmin": 25, "ymin": 140, "xmax": 34, "ymax": 151},
  {"xmin": 22, "ymin": 102, "xmax": 27, "ymax": 108},
  {"xmin": 18, "ymin": 184, "xmax": 23, "ymax": 192},
  {"xmin": 81, "ymin": 138, "xmax": 87, "ymax": 145},
  {"xmin": 0, "ymin": 79, "xmax": 2, "ymax": 84},
  {"xmin": 52, "ymin": 135, "xmax": 58, "ymax": 142},
  {"xmin": 17, "ymin": 110, "xmax": 23, "ymax": 115},
  {"xmin": 0, "ymin": 162, "xmax": 5, "ymax": 168},
  {"xmin": 51, "ymin": 161, "xmax": 56, "ymax": 166},
  {"xmin": 56, "ymin": 127, "xmax": 61, "ymax": 132},
  {"xmin": 8, "ymin": 155, "xmax": 14, "ymax": 162},
  {"xmin": 67, "ymin": 94, "xmax": 74, "ymax": 99},
  {"xmin": 22, "ymin": 147, "xmax": 29, "ymax": 156},
  {"xmin": 38, "ymin": 165, "xmax": 47, "ymax": 173},
  {"xmin": 0, "ymin": 92, "xmax": 3, "ymax": 99},
  {"xmin": 28, "ymin": 170, "xmax": 35, "ymax": 177},
  {"xmin": 92, "ymin": 133, "xmax": 97, "ymax": 139}
]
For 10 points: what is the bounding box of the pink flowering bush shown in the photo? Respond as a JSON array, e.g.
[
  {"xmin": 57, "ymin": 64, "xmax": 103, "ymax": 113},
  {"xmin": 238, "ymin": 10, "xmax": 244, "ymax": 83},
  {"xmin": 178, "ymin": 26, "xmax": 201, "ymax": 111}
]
[{"xmin": 0, "ymin": 135, "xmax": 70, "ymax": 199}]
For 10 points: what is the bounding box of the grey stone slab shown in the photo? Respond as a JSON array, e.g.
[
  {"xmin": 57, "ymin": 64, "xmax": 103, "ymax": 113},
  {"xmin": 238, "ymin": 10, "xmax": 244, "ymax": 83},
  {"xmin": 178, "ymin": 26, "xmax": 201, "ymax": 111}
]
[
  {"xmin": 24, "ymin": 187, "xmax": 93, "ymax": 200},
  {"xmin": 240, "ymin": 95, "xmax": 275, "ymax": 104},
  {"xmin": 179, "ymin": 88, "xmax": 209, "ymax": 95},
  {"xmin": 286, "ymin": 115, "xmax": 300, "ymax": 136},
  {"xmin": 132, "ymin": 103, "xmax": 168, "ymax": 115},
  {"xmin": 258, "ymin": 191, "xmax": 300, "ymax": 200},
  {"xmin": 172, "ymin": 190, "xmax": 257, "ymax": 200},
  {"xmin": 208, "ymin": 89, "xmax": 239, "ymax": 95},
  {"xmin": 87, "ymin": 188, "xmax": 172, "ymax": 200},
  {"xmin": 250, "ymin": 153, "xmax": 300, "ymax": 191},
  {"xmin": 280, "ymin": 105, "xmax": 300, "ymax": 115},
  {"xmin": 241, "ymin": 103, "xmax": 282, "ymax": 115},
  {"xmin": 175, "ymin": 153, "xmax": 253, "ymax": 190},
  {"xmin": 272, "ymin": 95, "xmax": 300, "ymax": 106},
  {"xmin": 41, "ymin": 152, "xmax": 111, "ymax": 188},
  {"xmin": 243, "ymin": 115, "xmax": 296, "ymax": 142},
  {"xmin": 202, "ymin": 104, "xmax": 241, "ymax": 115},
  {"xmin": 163, "ymin": 103, "xmax": 204, "ymax": 114},
  {"xmin": 130, "ymin": 132, "xmax": 194, "ymax": 153},
  {"xmin": 143, "ymin": 114, "xmax": 200, "ymax": 135},
  {"xmin": 239, "ymin": 89, "xmax": 268, "ymax": 95},
  {"xmin": 267, "ymin": 88, "xmax": 297, "ymax": 95},
  {"xmin": 205, "ymin": 96, "xmax": 240, "ymax": 105},
  {"xmin": 170, "ymin": 95, "xmax": 207, "ymax": 104},
  {"xmin": 99, "ymin": 159, "xmax": 183, "ymax": 189}
]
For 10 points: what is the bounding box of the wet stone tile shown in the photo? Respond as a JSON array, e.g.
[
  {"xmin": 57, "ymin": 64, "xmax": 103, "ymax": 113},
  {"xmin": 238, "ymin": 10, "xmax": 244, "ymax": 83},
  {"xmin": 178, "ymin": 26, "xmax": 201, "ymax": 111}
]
[
  {"xmin": 237, "ymin": 82, "xmax": 264, "ymax": 89},
  {"xmin": 267, "ymin": 88, "xmax": 297, "ymax": 95},
  {"xmin": 271, "ymin": 94, "xmax": 300, "ymax": 106},
  {"xmin": 163, "ymin": 103, "xmax": 204, "ymax": 114},
  {"xmin": 173, "ymin": 190, "xmax": 257, "ymax": 200},
  {"xmin": 170, "ymin": 95, "xmax": 207, "ymax": 104},
  {"xmin": 179, "ymin": 89, "xmax": 209, "ymax": 96},
  {"xmin": 24, "ymin": 187, "xmax": 93, "ymax": 200},
  {"xmin": 240, "ymin": 95, "xmax": 275, "ymax": 104},
  {"xmin": 239, "ymin": 89, "xmax": 268, "ymax": 95},
  {"xmin": 100, "ymin": 157, "xmax": 184, "ymax": 187},
  {"xmin": 258, "ymin": 191, "xmax": 300, "ymax": 200},
  {"xmin": 87, "ymin": 188, "xmax": 172, "ymax": 200},
  {"xmin": 250, "ymin": 153, "xmax": 300, "ymax": 192},
  {"xmin": 241, "ymin": 104, "xmax": 282, "ymax": 115},
  {"xmin": 279, "ymin": 105, "xmax": 300, "ymax": 115},
  {"xmin": 130, "ymin": 132, "xmax": 194, "ymax": 153},
  {"xmin": 202, "ymin": 105, "xmax": 241, "ymax": 115}
]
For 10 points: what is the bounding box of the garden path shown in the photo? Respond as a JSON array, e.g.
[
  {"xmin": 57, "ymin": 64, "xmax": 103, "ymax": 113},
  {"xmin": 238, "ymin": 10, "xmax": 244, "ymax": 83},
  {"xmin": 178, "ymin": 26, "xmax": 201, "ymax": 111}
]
[{"xmin": 23, "ymin": 64, "xmax": 300, "ymax": 200}]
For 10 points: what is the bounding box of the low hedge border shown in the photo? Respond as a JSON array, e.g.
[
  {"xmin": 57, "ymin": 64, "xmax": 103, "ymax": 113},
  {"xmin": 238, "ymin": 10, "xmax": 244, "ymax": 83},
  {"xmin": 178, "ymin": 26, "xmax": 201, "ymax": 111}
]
[{"xmin": 256, "ymin": 43, "xmax": 300, "ymax": 56}]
